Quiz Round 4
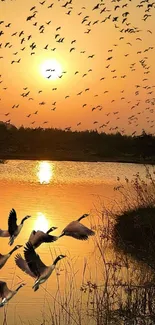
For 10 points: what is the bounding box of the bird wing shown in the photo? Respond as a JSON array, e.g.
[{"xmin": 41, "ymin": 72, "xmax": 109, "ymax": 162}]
[
  {"xmin": 29, "ymin": 231, "xmax": 57, "ymax": 247},
  {"xmin": 63, "ymin": 222, "xmax": 95, "ymax": 240},
  {"xmin": 15, "ymin": 254, "xmax": 36, "ymax": 278},
  {"xmin": 43, "ymin": 234, "xmax": 58, "ymax": 243},
  {"xmin": 24, "ymin": 242, "xmax": 46, "ymax": 277},
  {"xmin": 8, "ymin": 209, "xmax": 18, "ymax": 236},
  {"xmin": 0, "ymin": 281, "xmax": 10, "ymax": 298}
]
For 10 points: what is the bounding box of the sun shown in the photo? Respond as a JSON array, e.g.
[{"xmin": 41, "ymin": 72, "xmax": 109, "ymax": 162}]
[
  {"xmin": 34, "ymin": 212, "xmax": 49, "ymax": 232},
  {"xmin": 40, "ymin": 59, "xmax": 62, "ymax": 80}
]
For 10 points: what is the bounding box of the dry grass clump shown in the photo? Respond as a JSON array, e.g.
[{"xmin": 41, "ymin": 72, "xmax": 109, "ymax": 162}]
[
  {"xmin": 113, "ymin": 166, "xmax": 155, "ymax": 267},
  {"xmin": 113, "ymin": 206, "xmax": 155, "ymax": 267}
]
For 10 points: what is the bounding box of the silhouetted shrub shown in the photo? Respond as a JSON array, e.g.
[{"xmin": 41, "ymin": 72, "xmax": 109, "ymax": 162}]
[{"xmin": 113, "ymin": 206, "xmax": 155, "ymax": 268}]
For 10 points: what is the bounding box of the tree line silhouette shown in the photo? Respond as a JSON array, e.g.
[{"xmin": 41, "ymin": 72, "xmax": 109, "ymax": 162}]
[{"xmin": 0, "ymin": 123, "xmax": 155, "ymax": 162}]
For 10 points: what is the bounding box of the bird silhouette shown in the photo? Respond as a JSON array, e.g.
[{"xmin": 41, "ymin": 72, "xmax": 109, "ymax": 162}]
[
  {"xmin": 0, "ymin": 281, "xmax": 25, "ymax": 307},
  {"xmin": 0, "ymin": 209, "xmax": 31, "ymax": 245},
  {"xmin": 23, "ymin": 243, "xmax": 66, "ymax": 291},
  {"xmin": 0, "ymin": 245, "xmax": 22, "ymax": 269},
  {"xmin": 58, "ymin": 214, "xmax": 95, "ymax": 240},
  {"xmin": 28, "ymin": 227, "xmax": 58, "ymax": 249}
]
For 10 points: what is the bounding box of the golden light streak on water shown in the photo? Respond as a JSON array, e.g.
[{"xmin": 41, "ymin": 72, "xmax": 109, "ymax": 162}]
[{"xmin": 37, "ymin": 161, "xmax": 53, "ymax": 184}]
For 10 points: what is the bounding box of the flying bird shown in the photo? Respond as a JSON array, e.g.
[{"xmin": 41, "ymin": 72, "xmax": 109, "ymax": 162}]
[
  {"xmin": 22, "ymin": 242, "xmax": 66, "ymax": 291},
  {"xmin": 70, "ymin": 47, "xmax": 75, "ymax": 52},
  {"xmin": 28, "ymin": 227, "xmax": 58, "ymax": 249},
  {"xmin": 30, "ymin": 6, "xmax": 36, "ymax": 11},
  {"xmin": 48, "ymin": 3, "xmax": 54, "ymax": 8},
  {"xmin": 0, "ymin": 209, "xmax": 31, "ymax": 245},
  {"xmin": 58, "ymin": 214, "xmax": 95, "ymax": 240},
  {"xmin": 0, "ymin": 245, "xmax": 22, "ymax": 269},
  {"xmin": 92, "ymin": 4, "xmax": 100, "ymax": 10},
  {"xmin": 0, "ymin": 281, "xmax": 25, "ymax": 307},
  {"xmin": 88, "ymin": 54, "xmax": 95, "ymax": 58}
]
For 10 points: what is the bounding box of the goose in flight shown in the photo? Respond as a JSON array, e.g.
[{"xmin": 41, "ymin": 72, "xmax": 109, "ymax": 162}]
[
  {"xmin": 58, "ymin": 214, "xmax": 95, "ymax": 240},
  {"xmin": 8, "ymin": 209, "xmax": 31, "ymax": 245},
  {"xmin": 0, "ymin": 245, "xmax": 22, "ymax": 269},
  {"xmin": 22, "ymin": 243, "xmax": 66, "ymax": 291},
  {"xmin": 28, "ymin": 227, "xmax": 58, "ymax": 249},
  {"xmin": 0, "ymin": 281, "xmax": 25, "ymax": 307},
  {"xmin": 0, "ymin": 209, "xmax": 31, "ymax": 245}
]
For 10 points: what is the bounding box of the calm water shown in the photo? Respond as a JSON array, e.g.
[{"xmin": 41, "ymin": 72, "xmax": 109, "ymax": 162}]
[{"xmin": 0, "ymin": 160, "xmax": 154, "ymax": 324}]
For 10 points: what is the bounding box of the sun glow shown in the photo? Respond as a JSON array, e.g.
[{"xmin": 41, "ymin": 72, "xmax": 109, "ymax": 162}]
[
  {"xmin": 40, "ymin": 59, "xmax": 62, "ymax": 79},
  {"xmin": 34, "ymin": 212, "xmax": 49, "ymax": 232},
  {"xmin": 37, "ymin": 161, "xmax": 53, "ymax": 184}
]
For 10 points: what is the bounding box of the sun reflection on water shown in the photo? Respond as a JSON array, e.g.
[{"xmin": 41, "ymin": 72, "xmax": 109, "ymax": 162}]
[
  {"xmin": 34, "ymin": 212, "xmax": 49, "ymax": 232},
  {"xmin": 37, "ymin": 161, "xmax": 53, "ymax": 184}
]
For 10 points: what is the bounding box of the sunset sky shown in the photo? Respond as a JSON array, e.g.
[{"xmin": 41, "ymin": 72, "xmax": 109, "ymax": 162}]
[{"xmin": 0, "ymin": 0, "xmax": 155, "ymax": 135}]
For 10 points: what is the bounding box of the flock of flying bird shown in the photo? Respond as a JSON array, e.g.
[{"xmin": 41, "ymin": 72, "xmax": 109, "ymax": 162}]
[
  {"xmin": 0, "ymin": 208, "xmax": 95, "ymax": 307},
  {"xmin": 0, "ymin": 0, "xmax": 155, "ymax": 134}
]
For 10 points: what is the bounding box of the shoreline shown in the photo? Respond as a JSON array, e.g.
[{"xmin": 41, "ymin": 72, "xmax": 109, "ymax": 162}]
[{"xmin": 0, "ymin": 154, "xmax": 155, "ymax": 165}]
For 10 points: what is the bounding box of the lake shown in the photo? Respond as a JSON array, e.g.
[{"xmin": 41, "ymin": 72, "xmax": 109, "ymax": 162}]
[{"xmin": 0, "ymin": 160, "xmax": 154, "ymax": 325}]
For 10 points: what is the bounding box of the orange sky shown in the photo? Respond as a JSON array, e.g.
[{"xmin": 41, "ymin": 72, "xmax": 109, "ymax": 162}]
[{"xmin": 0, "ymin": 0, "xmax": 155, "ymax": 135}]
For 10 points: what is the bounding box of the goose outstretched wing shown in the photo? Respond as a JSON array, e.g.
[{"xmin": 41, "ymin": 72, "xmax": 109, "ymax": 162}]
[
  {"xmin": 29, "ymin": 230, "xmax": 57, "ymax": 248},
  {"xmin": 8, "ymin": 209, "xmax": 18, "ymax": 236},
  {"xmin": 15, "ymin": 254, "xmax": 36, "ymax": 278},
  {"xmin": 24, "ymin": 242, "xmax": 46, "ymax": 277}
]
